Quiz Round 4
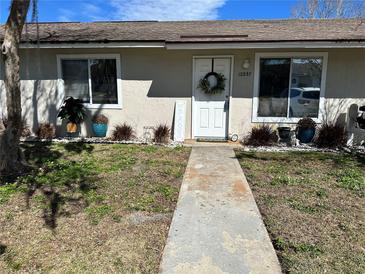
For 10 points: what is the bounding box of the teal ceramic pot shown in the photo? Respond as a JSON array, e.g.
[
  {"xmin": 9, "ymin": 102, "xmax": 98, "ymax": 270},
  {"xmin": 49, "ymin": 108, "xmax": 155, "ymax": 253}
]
[
  {"xmin": 297, "ymin": 128, "xmax": 315, "ymax": 143},
  {"xmin": 92, "ymin": 123, "xmax": 108, "ymax": 137}
]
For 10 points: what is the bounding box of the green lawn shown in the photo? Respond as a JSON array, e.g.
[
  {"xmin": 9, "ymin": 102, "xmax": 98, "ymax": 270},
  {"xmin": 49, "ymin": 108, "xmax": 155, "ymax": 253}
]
[
  {"xmin": 235, "ymin": 150, "xmax": 365, "ymax": 274},
  {"xmin": 0, "ymin": 142, "xmax": 190, "ymax": 273}
]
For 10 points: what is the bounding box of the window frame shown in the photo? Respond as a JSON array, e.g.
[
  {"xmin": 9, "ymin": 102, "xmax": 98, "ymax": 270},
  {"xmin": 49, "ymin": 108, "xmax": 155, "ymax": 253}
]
[
  {"xmin": 252, "ymin": 52, "xmax": 328, "ymax": 123},
  {"xmin": 57, "ymin": 54, "xmax": 122, "ymax": 109}
]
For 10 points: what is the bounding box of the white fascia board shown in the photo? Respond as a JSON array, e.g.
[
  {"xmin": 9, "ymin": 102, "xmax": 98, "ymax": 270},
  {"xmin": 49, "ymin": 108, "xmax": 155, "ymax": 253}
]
[
  {"xmin": 166, "ymin": 41, "xmax": 365, "ymax": 50},
  {"xmin": 20, "ymin": 42, "xmax": 165, "ymax": 49}
]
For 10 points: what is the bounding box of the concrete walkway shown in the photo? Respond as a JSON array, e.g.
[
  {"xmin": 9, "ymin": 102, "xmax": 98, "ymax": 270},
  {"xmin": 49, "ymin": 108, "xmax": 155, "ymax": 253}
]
[{"xmin": 160, "ymin": 146, "xmax": 281, "ymax": 274}]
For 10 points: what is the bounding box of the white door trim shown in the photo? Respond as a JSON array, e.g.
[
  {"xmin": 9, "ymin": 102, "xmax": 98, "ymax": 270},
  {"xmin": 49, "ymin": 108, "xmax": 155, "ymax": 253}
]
[{"xmin": 191, "ymin": 55, "xmax": 234, "ymax": 139}]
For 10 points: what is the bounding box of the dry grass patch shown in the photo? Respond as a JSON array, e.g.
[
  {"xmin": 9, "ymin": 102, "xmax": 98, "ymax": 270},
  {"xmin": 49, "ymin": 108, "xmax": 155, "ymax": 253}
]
[
  {"xmin": 0, "ymin": 143, "xmax": 190, "ymax": 273},
  {"xmin": 235, "ymin": 150, "xmax": 365, "ymax": 274}
]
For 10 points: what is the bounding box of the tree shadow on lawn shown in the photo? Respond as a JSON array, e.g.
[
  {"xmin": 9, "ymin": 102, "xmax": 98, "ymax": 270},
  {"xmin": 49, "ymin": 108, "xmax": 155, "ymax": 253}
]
[
  {"xmin": 354, "ymin": 151, "xmax": 365, "ymax": 166},
  {"xmin": 40, "ymin": 186, "xmax": 94, "ymax": 230},
  {"xmin": 18, "ymin": 141, "xmax": 98, "ymax": 230},
  {"xmin": 235, "ymin": 150, "xmax": 293, "ymax": 162},
  {"xmin": 0, "ymin": 244, "xmax": 6, "ymax": 255},
  {"xmin": 236, "ymin": 149, "xmax": 365, "ymax": 165},
  {"xmin": 64, "ymin": 142, "xmax": 94, "ymax": 154}
]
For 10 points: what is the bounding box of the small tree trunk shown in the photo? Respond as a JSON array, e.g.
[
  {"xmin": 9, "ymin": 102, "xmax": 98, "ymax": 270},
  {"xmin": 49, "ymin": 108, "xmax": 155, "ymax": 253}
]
[{"xmin": 0, "ymin": 0, "xmax": 30, "ymax": 177}]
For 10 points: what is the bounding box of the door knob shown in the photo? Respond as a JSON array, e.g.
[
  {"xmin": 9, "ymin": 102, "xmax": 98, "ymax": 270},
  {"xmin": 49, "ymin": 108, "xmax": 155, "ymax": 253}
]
[{"xmin": 224, "ymin": 100, "xmax": 229, "ymax": 111}]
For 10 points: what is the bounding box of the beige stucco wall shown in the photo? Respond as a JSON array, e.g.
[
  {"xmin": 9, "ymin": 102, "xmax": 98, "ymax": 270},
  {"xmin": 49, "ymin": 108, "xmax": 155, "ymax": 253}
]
[{"xmin": 0, "ymin": 47, "xmax": 365, "ymax": 140}]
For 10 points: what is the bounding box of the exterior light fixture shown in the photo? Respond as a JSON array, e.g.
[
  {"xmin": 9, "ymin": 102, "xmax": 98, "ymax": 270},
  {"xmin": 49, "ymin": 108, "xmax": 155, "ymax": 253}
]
[{"xmin": 242, "ymin": 59, "xmax": 250, "ymax": 69}]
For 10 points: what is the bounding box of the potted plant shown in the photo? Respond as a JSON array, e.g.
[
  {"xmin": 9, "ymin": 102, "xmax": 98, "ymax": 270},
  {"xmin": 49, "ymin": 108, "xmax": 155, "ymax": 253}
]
[
  {"xmin": 277, "ymin": 126, "xmax": 292, "ymax": 142},
  {"xmin": 357, "ymin": 105, "xmax": 365, "ymax": 129},
  {"xmin": 296, "ymin": 117, "xmax": 317, "ymax": 143},
  {"xmin": 57, "ymin": 97, "xmax": 87, "ymax": 134},
  {"xmin": 92, "ymin": 114, "xmax": 109, "ymax": 137}
]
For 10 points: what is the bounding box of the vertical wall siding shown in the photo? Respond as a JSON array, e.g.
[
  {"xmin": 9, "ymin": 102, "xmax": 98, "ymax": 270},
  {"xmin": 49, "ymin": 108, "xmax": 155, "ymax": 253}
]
[{"xmin": 0, "ymin": 48, "xmax": 364, "ymax": 139}]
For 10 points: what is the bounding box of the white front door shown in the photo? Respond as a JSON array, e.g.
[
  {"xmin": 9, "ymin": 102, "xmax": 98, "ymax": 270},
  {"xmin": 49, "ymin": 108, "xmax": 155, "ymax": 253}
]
[{"xmin": 193, "ymin": 57, "xmax": 231, "ymax": 138}]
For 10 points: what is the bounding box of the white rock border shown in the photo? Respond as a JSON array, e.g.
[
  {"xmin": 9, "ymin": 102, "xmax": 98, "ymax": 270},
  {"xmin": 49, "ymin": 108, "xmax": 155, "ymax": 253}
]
[
  {"xmin": 20, "ymin": 136, "xmax": 364, "ymax": 153},
  {"xmin": 20, "ymin": 136, "xmax": 183, "ymax": 148},
  {"xmin": 242, "ymin": 143, "xmax": 365, "ymax": 154}
]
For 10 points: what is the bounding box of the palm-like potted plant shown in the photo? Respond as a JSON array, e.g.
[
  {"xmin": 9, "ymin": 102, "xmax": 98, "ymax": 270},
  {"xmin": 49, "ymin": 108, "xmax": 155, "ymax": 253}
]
[
  {"xmin": 57, "ymin": 97, "xmax": 87, "ymax": 133},
  {"xmin": 92, "ymin": 114, "xmax": 109, "ymax": 137},
  {"xmin": 296, "ymin": 117, "xmax": 317, "ymax": 143}
]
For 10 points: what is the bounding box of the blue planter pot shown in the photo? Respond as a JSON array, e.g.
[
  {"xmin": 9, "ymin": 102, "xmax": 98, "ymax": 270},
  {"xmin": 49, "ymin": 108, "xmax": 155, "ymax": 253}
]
[
  {"xmin": 92, "ymin": 123, "xmax": 108, "ymax": 137},
  {"xmin": 297, "ymin": 128, "xmax": 315, "ymax": 143}
]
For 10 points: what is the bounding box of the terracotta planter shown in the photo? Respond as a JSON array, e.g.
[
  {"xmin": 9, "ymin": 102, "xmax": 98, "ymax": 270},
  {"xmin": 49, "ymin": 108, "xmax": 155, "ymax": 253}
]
[{"xmin": 66, "ymin": 122, "xmax": 77, "ymax": 133}]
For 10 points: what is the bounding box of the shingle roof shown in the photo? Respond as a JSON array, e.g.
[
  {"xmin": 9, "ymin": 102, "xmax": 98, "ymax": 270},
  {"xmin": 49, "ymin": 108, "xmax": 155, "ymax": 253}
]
[{"xmin": 2, "ymin": 19, "xmax": 365, "ymax": 44}]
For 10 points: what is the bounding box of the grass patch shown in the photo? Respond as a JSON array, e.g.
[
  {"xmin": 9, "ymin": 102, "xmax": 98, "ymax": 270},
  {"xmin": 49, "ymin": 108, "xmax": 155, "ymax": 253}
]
[
  {"xmin": 236, "ymin": 150, "xmax": 365, "ymax": 273},
  {"xmin": 19, "ymin": 159, "xmax": 96, "ymax": 188},
  {"xmin": 287, "ymin": 198, "xmax": 319, "ymax": 214},
  {"xmin": 155, "ymin": 184, "xmax": 178, "ymax": 199},
  {"xmin": 0, "ymin": 184, "xmax": 18, "ymax": 205},
  {"xmin": 274, "ymin": 237, "xmax": 323, "ymax": 257},
  {"xmin": 127, "ymin": 195, "xmax": 157, "ymax": 212},
  {"xmin": 334, "ymin": 168, "xmax": 364, "ymax": 196},
  {"xmin": 0, "ymin": 143, "xmax": 190, "ymax": 273},
  {"xmin": 85, "ymin": 204, "xmax": 113, "ymax": 225},
  {"xmin": 271, "ymin": 175, "xmax": 300, "ymax": 186},
  {"xmin": 82, "ymin": 189, "xmax": 107, "ymax": 204}
]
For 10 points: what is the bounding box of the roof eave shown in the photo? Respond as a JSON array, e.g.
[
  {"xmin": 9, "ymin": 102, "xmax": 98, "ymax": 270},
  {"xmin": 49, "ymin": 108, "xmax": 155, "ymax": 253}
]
[
  {"xmin": 166, "ymin": 40, "xmax": 365, "ymax": 49},
  {"xmin": 12, "ymin": 39, "xmax": 365, "ymax": 49},
  {"xmin": 18, "ymin": 40, "xmax": 166, "ymax": 48}
]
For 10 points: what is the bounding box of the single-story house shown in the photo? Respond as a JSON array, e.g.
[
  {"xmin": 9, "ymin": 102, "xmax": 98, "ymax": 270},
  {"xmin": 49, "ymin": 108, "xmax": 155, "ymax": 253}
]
[{"xmin": 1, "ymin": 19, "xmax": 365, "ymax": 140}]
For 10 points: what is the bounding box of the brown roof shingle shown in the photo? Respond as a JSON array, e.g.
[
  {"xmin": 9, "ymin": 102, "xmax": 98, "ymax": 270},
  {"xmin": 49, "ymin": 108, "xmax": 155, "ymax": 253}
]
[{"xmin": 2, "ymin": 19, "xmax": 365, "ymax": 44}]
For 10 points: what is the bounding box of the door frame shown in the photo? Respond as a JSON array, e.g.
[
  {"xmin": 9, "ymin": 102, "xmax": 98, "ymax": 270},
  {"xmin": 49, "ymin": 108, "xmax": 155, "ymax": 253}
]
[{"xmin": 191, "ymin": 55, "xmax": 234, "ymax": 139}]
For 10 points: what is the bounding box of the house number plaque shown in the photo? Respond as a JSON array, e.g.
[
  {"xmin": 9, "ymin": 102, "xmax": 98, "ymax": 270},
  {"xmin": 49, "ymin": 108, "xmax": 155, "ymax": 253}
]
[{"xmin": 238, "ymin": 71, "xmax": 252, "ymax": 77}]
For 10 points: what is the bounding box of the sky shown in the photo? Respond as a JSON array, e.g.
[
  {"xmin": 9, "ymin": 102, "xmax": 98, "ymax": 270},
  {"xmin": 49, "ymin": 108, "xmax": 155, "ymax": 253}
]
[{"xmin": 0, "ymin": 0, "xmax": 298, "ymax": 23}]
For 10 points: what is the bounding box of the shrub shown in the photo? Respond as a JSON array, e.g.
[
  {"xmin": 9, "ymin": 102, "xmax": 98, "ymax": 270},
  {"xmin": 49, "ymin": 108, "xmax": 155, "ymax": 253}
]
[
  {"xmin": 244, "ymin": 124, "xmax": 278, "ymax": 146},
  {"xmin": 36, "ymin": 123, "xmax": 55, "ymax": 139},
  {"xmin": 1, "ymin": 116, "xmax": 31, "ymax": 137},
  {"xmin": 297, "ymin": 117, "xmax": 317, "ymax": 130},
  {"xmin": 315, "ymin": 123, "xmax": 347, "ymax": 148},
  {"xmin": 92, "ymin": 114, "xmax": 108, "ymax": 124},
  {"xmin": 154, "ymin": 124, "xmax": 171, "ymax": 144},
  {"xmin": 112, "ymin": 123, "xmax": 134, "ymax": 141}
]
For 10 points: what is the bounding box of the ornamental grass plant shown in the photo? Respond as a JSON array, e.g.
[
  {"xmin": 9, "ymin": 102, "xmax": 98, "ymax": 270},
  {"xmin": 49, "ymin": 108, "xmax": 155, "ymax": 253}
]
[
  {"xmin": 111, "ymin": 123, "xmax": 135, "ymax": 141},
  {"xmin": 244, "ymin": 124, "xmax": 278, "ymax": 146},
  {"xmin": 153, "ymin": 124, "xmax": 171, "ymax": 144},
  {"xmin": 315, "ymin": 123, "xmax": 347, "ymax": 148}
]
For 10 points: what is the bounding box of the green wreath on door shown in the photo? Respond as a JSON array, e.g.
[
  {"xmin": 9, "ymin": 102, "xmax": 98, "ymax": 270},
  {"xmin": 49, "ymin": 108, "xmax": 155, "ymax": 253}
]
[{"xmin": 198, "ymin": 72, "xmax": 226, "ymax": 94}]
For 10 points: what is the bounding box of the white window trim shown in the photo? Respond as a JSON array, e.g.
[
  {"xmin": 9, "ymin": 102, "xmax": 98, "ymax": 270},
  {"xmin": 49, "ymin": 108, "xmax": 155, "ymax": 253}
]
[
  {"xmin": 57, "ymin": 53, "xmax": 122, "ymax": 109},
  {"xmin": 252, "ymin": 52, "xmax": 328, "ymax": 123}
]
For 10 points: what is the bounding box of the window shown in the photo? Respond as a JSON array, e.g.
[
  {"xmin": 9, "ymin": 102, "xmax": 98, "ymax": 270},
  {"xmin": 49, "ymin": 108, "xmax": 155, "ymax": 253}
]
[
  {"xmin": 58, "ymin": 54, "xmax": 121, "ymax": 108},
  {"xmin": 253, "ymin": 53, "xmax": 327, "ymax": 122},
  {"xmin": 62, "ymin": 60, "xmax": 90, "ymax": 103},
  {"xmin": 258, "ymin": 58, "xmax": 290, "ymax": 117},
  {"xmin": 90, "ymin": 59, "xmax": 118, "ymax": 104}
]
